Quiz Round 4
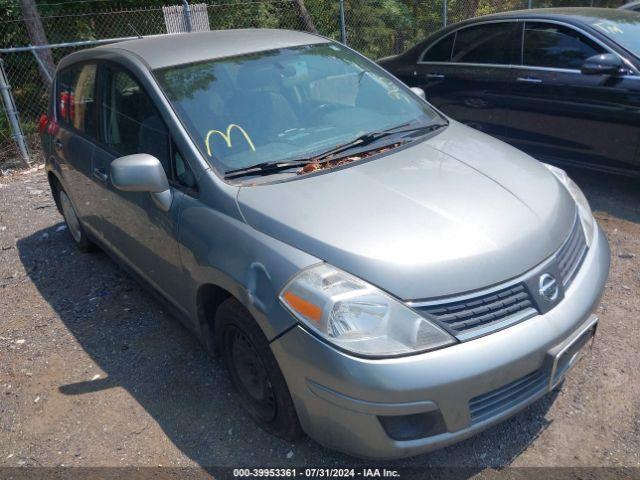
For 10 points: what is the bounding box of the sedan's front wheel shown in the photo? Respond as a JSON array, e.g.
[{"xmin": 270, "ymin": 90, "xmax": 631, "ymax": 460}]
[{"xmin": 217, "ymin": 297, "xmax": 302, "ymax": 441}]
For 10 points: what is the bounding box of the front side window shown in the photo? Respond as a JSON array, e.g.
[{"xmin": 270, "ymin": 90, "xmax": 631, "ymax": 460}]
[
  {"xmin": 155, "ymin": 43, "xmax": 441, "ymax": 176},
  {"xmin": 56, "ymin": 63, "xmax": 97, "ymax": 138},
  {"xmin": 421, "ymin": 33, "xmax": 455, "ymax": 62},
  {"xmin": 100, "ymin": 65, "xmax": 171, "ymax": 175},
  {"xmin": 523, "ymin": 22, "xmax": 605, "ymax": 70},
  {"xmin": 452, "ymin": 23, "xmax": 516, "ymax": 64}
]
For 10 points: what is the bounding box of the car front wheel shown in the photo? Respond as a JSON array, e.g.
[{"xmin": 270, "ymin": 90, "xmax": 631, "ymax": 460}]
[{"xmin": 216, "ymin": 297, "xmax": 302, "ymax": 441}]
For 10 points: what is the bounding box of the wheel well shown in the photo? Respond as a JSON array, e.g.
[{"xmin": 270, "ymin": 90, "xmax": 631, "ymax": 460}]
[
  {"xmin": 47, "ymin": 172, "xmax": 62, "ymax": 214},
  {"xmin": 197, "ymin": 283, "xmax": 233, "ymax": 354}
]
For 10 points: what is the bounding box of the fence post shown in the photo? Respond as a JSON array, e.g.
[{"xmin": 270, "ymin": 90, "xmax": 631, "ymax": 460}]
[
  {"xmin": 339, "ymin": 0, "xmax": 347, "ymax": 44},
  {"xmin": 443, "ymin": 0, "xmax": 448, "ymax": 27},
  {"xmin": 0, "ymin": 57, "xmax": 30, "ymax": 167},
  {"xmin": 182, "ymin": 0, "xmax": 193, "ymax": 32},
  {"xmin": 29, "ymin": 46, "xmax": 52, "ymax": 85}
]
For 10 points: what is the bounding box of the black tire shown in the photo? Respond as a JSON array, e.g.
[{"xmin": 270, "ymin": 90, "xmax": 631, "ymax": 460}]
[
  {"xmin": 57, "ymin": 185, "xmax": 95, "ymax": 253},
  {"xmin": 216, "ymin": 297, "xmax": 303, "ymax": 441}
]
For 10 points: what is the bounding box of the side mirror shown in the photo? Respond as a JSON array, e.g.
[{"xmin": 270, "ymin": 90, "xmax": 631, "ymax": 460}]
[
  {"xmin": 410, "ymin": 86, "xmax": 426, "ymax": 100},
  {"xmin": 581, "ymin": 53, "xmax": 624, "ymax": 76},
  {"xmin": 111, "ymin": 154, "xmax": 172, "ymax": 212}
]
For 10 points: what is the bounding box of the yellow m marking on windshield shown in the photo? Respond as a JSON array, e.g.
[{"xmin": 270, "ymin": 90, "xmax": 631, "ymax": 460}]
[{"xmin": 205, "ymin": 124, "xmax": 256, "ymax": 156}]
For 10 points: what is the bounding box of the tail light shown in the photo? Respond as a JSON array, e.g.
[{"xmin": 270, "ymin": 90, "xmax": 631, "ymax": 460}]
[
  {"xmin": 38, "ymin": 114, "xmax": 59, "ymax": 135},
  {"xmin": 38, "ymin": 114, "xmax": 48, "ymax": 134}
]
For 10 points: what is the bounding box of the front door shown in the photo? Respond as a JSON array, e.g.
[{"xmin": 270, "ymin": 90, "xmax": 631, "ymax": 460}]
[
  {"xmin": 93, "ymin": 63, "xmax": 191, "ymax": 308},
  {"xmin": 504, "ymin": 21, "xmax": 640, "ymax": 173},
  {"xmin": 412, "ymin": 21, "xmax": 520, "ymax": 140}
]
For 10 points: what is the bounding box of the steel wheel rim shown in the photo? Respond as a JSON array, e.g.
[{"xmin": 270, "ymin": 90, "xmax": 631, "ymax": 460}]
[
  {"xmin": 228, "ymin": 327, "xmax": 277, "ymax": 422},
  {"xmin": 60, "ymin": 191, "xmax": 82, "ymax": 243}
]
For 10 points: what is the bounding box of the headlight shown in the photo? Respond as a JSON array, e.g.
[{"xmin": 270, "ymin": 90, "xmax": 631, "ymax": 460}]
[
  {"xmin": 543, "ymin": 164, "xmax": 595, "ymax": 247},
  {"xmin": 279, "ymin": 264, "xmax": 456, "ymax": 357}
]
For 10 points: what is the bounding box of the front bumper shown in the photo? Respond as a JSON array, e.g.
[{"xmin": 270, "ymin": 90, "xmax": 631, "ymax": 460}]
[{"xmin": 270, "ymin": 226, "xmax": 610, "ymax": 459}]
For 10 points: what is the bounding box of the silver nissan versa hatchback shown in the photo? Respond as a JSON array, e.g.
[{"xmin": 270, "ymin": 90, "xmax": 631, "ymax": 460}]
[{"xmin": 41, "ymin": 29, "xmax": 610, "ymax": 459}]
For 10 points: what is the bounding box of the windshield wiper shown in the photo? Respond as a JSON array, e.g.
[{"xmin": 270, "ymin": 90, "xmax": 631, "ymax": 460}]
[
  {"xmin": 224, "ymin": 121, "xmax": 447, "ymax": 180},
  {"xmin": 305, "ymin": 121, "xmax": 448, "ymax": 165},
  {"xmin": 224, "ymin": 159, "xmax": 312, "ymax": 180}
]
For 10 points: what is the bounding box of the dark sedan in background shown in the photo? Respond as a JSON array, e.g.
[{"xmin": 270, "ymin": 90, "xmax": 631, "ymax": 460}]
[
  {"xmin": 379, "ymin": 9, "xmax": 640, "ymax": 177},
  {"xmin": 620, "ymin": 1, "xmax": 640, "ymax": 12}
]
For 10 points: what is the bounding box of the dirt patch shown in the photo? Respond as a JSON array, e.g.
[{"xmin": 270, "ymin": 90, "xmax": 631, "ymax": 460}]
[
  {"xmin": 0, "ymin": 166, "xmax": 638, "ymax": 473},
  {"xmin": 0, "ymin": 135, "xmax": 42, "ymax": 173}
]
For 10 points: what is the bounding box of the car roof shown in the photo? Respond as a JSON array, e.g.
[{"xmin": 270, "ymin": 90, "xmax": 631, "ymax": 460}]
[
  {"xmin": 409, "ymin": 7, "xmax": 640, "ymax": 51},
  {"xmin": 461, "ymin": 7, "xmax": 639, "ymax": 25},
  {"xmin": 619, "ymin": 1, "xmax": 640, "ymax": 9},
  {"xmin": 93, "ymin": 28, "xmax": 329, "ymax": 69},
  {"xmin": 400, "ymin": 7, "xmax": 640, "ymax": 61}
]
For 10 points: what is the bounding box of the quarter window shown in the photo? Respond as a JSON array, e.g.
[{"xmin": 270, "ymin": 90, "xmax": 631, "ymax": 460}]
[
  {"xmin": 452, "ymin": 23, "xmax": 516, "ymax": 65},
  {"xmin": 100, "ymin": 65, "xmax": 171, "ymax": 175},
  {"xmin": 56, "ymin": 63, "xmax": 97, "ymax": 138},
  {"xmin": 523, "ymin": 22, "xmax": 605, "ymax": 70},
  {"xmin": 173, "ymin": 149, "xmax": 197, "ymax": 190},
  {"xmin": 421, "ymin": 33, "xmax": 455, "ymax": 62}
]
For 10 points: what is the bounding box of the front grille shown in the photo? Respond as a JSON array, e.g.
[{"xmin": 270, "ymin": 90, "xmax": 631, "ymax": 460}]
[
  {"xmin": 411, "ymin": 212, "xmax": 588, "ymax": 341},
  {"xmin": 557, "ymin": 214, "xmax": 588, "ymax": 288},
  {"xmin": 469, "ymin": 369, "xmax": 548, "ymax": 424},
  {"xmin": 416, "ymin": 283, "xmax": 537, "ymax": 338}
]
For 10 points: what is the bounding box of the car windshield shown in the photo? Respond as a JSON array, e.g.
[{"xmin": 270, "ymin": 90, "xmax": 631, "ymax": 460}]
[
  {"xmin": 585, "ymin": 12, "xmax": 640, "ymax": 54},
  {"xmin": 155, "ymin": 43, "xmax": 440, "ymax": 175}
]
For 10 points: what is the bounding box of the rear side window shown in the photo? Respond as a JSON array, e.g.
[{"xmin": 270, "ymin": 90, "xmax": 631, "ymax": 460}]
[
  {"xmin": 100, "ymin": 65, "xmax": 171, "ymax": 175},
  {"xmin": 523, "ymin": 22, "xmax": 605, "ymax": 70},
  {"xmin": 421, "ymin": 33, "xmax": 455, "ymax": 62},
  {"xmin": 56, "ymin": 63, "xmax": 97, "ymax": 138},
  {"xmin": 452, "ymin": 23, "xmax": 516, "ymax": 65}
]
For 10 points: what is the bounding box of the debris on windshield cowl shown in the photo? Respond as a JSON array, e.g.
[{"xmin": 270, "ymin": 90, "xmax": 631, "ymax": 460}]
[{"xmin": 298, "ymin": 143, "xmax": 400, "ymax": 175}]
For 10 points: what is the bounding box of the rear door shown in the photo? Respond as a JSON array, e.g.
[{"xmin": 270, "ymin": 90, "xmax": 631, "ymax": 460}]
[
  {"xmin": 92, "ymin": 63, "xmax": 196, "ymax": 308},
  {"xmin": 504, "ymin": 21, "xmax": 640, "ymax": 172},
  {"xmin": 413, "ymin": 21, "xmax": 520, "ymax": 140},
  {"xmin": 52, "ymin": 63, "xmax": 101, "ymax": 233}
]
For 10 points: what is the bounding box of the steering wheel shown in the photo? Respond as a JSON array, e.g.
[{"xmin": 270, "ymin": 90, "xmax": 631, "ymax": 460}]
[
  {"xmin": 309, "ymin": 103, "xmax": 331, "ymax": 119},
  {"xmin": 274, "ymin": 127, "xmax": 305, "ymax": 146}
]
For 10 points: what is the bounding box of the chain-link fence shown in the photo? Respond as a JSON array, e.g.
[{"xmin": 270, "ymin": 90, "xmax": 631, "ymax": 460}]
[{"xmin": 0, "ymin": 0, "xmax": 627, "ymax": 168}]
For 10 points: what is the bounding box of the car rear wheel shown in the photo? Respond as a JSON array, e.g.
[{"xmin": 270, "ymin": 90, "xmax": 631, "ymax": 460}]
[
  {"xmin": 216, "ymin": 297, "xmax": 302, "ymax": 441},
  {"xmin": 58, "ymin": 188, "xmax": 95, "ymax": 252}
]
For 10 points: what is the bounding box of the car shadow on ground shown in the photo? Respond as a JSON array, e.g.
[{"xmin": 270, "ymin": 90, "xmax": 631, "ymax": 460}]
[{"xmin": 18, "ymin": 221, "xmax": 560, "ymax": 472}]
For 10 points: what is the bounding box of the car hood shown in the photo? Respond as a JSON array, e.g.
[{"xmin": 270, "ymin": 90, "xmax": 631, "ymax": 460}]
[{"xmin": 237, "ymin": 121, "xmax": 576, "ymax": 300}]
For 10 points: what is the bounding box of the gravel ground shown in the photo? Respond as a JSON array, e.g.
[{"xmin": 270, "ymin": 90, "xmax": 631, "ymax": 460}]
[{"xmin": 0, "ymin": 164, "xmax": 638, "ymax": 475}]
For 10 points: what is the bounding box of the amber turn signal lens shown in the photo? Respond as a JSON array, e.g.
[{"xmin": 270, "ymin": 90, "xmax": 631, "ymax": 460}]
[{"xmin": 282, "ymin": 291, "xmax": 322, "ymax": 323}]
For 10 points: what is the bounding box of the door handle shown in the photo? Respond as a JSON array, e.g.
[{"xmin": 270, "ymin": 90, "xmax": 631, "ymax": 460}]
[
  {"xmin": 54, "ymin": 139, "xmax": 63, "ymax": 150},
  {"xmin": 516, "ymin": 76, "xmax": 543, "ymax": 84},
  {"xmin": 93, "ymin": 168, "xmax": 108, "ymax": 183},
  {"xmin": 426, "ymin": 73, "xmax": 446, "ymax": 80}
]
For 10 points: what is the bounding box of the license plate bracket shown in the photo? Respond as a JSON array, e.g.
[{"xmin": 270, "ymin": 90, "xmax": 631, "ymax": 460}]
[{"xmin": 548, "ymin": 316, "xmax": 598, "ymax": 390}]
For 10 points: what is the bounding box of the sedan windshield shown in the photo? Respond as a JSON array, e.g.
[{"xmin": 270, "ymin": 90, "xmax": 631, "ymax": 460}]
[
  {"xmin": 155, "ymin": 43, "xmax": 440, "ymax": 176},
  {"xmin": 585, "ymin": 12, "xmax": 640, "ymax": 54}
]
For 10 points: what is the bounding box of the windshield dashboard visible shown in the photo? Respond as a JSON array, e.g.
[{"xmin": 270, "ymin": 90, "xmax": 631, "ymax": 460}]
[{"xmin": 155, "ymin": 43, "xmax": 442, "ymax": 181}]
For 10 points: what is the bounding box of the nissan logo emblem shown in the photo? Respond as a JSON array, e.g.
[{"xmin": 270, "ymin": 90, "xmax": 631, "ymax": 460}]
[{"xmin": 538, "ymin": 273, "xmax": 559, "ymax": 302}]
